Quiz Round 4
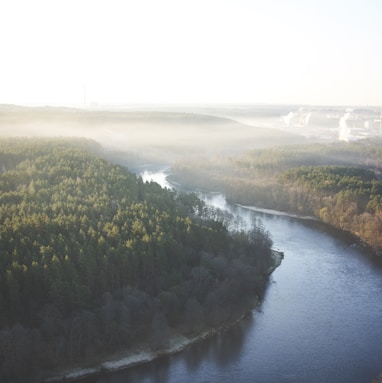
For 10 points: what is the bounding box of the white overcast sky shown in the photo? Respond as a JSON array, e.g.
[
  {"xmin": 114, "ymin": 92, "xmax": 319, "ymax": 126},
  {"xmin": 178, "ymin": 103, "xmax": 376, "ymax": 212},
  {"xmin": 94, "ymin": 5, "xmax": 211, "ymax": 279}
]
[{"xmin": 1, "ymin": 0, "xmax": 381, "ymax": 106}]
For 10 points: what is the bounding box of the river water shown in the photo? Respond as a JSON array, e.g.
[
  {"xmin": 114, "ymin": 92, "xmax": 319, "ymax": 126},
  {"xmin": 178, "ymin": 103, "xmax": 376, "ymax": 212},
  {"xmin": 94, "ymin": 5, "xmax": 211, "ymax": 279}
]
[{"xmin": 88, "ymin": 171, "xmax": 382, "ymax": 383}]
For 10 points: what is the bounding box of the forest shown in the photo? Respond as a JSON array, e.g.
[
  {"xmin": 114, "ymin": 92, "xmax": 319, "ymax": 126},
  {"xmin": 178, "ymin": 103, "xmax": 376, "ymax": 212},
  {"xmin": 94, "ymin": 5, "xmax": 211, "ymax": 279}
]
[
  {"xmin": 171, "ymin": 139, "xmax": 382, "ymax": 252},
  {"xmin": 0, "ymin": 138, "xmax": 275, "ymax": 382}
]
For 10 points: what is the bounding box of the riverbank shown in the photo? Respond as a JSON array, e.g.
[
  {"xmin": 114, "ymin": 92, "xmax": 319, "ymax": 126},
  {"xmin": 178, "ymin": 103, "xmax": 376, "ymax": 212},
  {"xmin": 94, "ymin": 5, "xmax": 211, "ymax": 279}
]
[
  {"xmin": 237, "ymin": 204, "xmax": 318, "ymax": 221},
  {"xmin": 43, "ymin": 251, "xmax": 283, "ymax": 383},
  {"xmin": 43, "ymin": 317, "xmax": 249, "ymax": 382},
  {"xmin": 239, "ymin": 203, "xmax": 382, "ymax": 261},
  {"xmin": 267, "ymin": 249, "xmax": 284, "ymax": 275}
]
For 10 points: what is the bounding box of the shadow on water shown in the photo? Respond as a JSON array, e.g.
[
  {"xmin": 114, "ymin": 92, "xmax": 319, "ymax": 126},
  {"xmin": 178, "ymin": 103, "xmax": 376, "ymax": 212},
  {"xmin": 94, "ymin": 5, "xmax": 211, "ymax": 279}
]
[
  {"xmin": 183, "ymin": 313, "xmax": 255, "ymax": 372},
  {"xmin": 251, "ymin": 207, "xmax": 382, "ymax": 270},
  {"xmin": 298, "ymin": 216, "xmax": 382, "ymax": 270},
  {"xmin": 80, "ymin": 311, "xmax": 258, "ymax": 383},
  {"xmin": 77, "ymin": 179, "xmax": 382, "ymax": 383}
]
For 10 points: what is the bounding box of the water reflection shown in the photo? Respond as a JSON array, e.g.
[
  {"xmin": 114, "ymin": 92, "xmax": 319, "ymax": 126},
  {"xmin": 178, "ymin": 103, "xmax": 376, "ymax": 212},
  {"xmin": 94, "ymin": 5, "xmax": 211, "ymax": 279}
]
[
  {"xmin": 95, "ymin": 314, "xmax": 256, "ymax": 383},
  {"xmin": 184, "ymin": 313, "xmax": 254, "ymax": 372},
  {"xmin": 78, "ymin": 172, "xmax": 382, "ymax": 383}
]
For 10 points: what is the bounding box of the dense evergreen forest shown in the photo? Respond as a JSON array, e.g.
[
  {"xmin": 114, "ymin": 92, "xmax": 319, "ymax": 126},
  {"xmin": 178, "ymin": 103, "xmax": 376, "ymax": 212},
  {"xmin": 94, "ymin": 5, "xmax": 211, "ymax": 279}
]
[
  {"xmin": 172, "ymin": 139, "xmax": 382, "ymax": 252},
  {"xmin": 0, "ymin": 138, "xmax": 275, "ymax": 382}
]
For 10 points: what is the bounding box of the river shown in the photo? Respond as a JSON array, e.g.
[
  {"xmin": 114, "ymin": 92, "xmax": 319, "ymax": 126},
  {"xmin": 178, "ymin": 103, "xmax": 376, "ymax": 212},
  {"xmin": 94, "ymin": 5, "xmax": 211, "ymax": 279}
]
[{"xmin": 82, "ymin": 170, "xmax": 382, "ymax": 383}]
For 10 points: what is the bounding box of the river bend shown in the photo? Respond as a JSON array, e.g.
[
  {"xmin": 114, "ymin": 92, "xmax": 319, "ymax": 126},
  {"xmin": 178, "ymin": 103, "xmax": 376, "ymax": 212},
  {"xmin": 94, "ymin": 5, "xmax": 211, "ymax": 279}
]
[{"xmin": 81, "ymin": 171, "xmax": 382, "ymax": 383}]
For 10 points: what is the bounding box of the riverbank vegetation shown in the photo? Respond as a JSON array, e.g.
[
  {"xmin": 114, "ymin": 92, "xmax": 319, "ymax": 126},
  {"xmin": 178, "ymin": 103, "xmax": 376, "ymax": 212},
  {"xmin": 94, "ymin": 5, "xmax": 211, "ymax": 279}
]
[
  {"xmin": 0, "ymin": 138, "xmax": 276, "ymax": 382},
  {"xmin": 171, "ymin": 139, "xmax": 382, "ymax": 252}
]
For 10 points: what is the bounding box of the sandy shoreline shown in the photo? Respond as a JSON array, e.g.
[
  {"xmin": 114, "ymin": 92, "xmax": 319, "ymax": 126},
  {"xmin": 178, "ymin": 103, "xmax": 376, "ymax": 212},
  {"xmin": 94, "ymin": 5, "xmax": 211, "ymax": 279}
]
[
  {"xmin": 43, "ymin": 250, "xmax": 283, "ymax": 383},
  {"xmin": 44, "ymin": 329, "xmax": 231, "ymax": 382},
  {"xmin": 237, "ymin": 203, "xmax": 318, "ymax": 221}
]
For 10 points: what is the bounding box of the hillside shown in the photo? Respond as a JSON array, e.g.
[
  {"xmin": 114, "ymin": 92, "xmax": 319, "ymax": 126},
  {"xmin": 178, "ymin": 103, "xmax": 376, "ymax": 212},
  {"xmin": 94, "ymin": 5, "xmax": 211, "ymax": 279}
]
[
  {"xmin": 0, "ymin": 138, "xmax": 276, "ymax": 382},
  {"xmin": 0, "ymin": 105, "xmax": 305, "ymax": 166}
]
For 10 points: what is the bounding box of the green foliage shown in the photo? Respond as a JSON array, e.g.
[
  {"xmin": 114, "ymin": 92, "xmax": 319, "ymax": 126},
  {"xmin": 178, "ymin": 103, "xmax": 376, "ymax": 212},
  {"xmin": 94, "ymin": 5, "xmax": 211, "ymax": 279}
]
[
  {"xmin": 279, "ymin": 165, "xmax": 382, "ymax": 246},
  {"xmin": 0, "ymin": 138, "xmax": 274, "ymax": 382},
  {"xmin": 282, "ymin": 166, "xmax": 377, "ymax": 193},
  {"xmin": 172, "ymin": 139, "xmax": 382, "ymax": 251}
]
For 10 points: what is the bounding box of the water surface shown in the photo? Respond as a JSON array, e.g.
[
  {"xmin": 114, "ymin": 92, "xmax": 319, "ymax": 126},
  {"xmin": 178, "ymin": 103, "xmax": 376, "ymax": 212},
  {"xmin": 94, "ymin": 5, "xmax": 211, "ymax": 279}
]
[{"xmin": 80, "ymin": 172, "xmax": 382, "ymax": 383}]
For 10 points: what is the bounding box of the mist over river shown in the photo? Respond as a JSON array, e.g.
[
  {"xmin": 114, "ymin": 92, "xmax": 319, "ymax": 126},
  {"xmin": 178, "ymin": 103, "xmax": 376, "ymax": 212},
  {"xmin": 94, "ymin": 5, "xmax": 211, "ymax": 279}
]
[{"xmin": 80, "ymin": 170, "xmax": 382, "ymax": 383}]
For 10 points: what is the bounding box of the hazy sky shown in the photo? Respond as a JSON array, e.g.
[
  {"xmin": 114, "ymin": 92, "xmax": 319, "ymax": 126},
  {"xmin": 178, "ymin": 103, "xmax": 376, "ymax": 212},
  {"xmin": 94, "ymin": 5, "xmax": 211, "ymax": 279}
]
[{"xmin": 1, "ymin": 0, "xmax": 381, "ymax": 106}]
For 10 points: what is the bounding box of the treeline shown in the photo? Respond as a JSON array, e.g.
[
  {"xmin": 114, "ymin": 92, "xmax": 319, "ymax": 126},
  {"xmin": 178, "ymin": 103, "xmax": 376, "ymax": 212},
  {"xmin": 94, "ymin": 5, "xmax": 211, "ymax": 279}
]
[
  {"xmin": 171, "ymin": 139, "xmax": 382, "ymax": 252},
  {"xmin": 0, "ymin": 138, "xmax": 274, "ymax": 382},
  {"xmin": 253, "ymin": 144, "xmax": 382, "ymax": 249},
  {"xmin": 281, "ymin": 165, "xmax": 382, "ymax": 249}
]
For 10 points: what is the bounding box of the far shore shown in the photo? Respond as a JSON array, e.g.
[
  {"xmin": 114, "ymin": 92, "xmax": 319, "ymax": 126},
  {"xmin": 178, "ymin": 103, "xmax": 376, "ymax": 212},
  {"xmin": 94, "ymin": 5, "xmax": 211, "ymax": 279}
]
[{"xmin": 237, "ymin": 203, "xmax": 318, "ymax": 221}]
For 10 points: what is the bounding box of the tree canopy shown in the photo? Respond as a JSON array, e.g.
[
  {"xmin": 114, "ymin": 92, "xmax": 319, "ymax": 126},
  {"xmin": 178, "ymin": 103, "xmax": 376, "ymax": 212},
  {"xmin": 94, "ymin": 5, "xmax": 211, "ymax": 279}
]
[
  {"xmin": 0, "ymin": 138, "xmax": 274, "ymax": 382},
  {"xmin": 171, "ymin": 139, "xmax": 382, "ymax": 252}
]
